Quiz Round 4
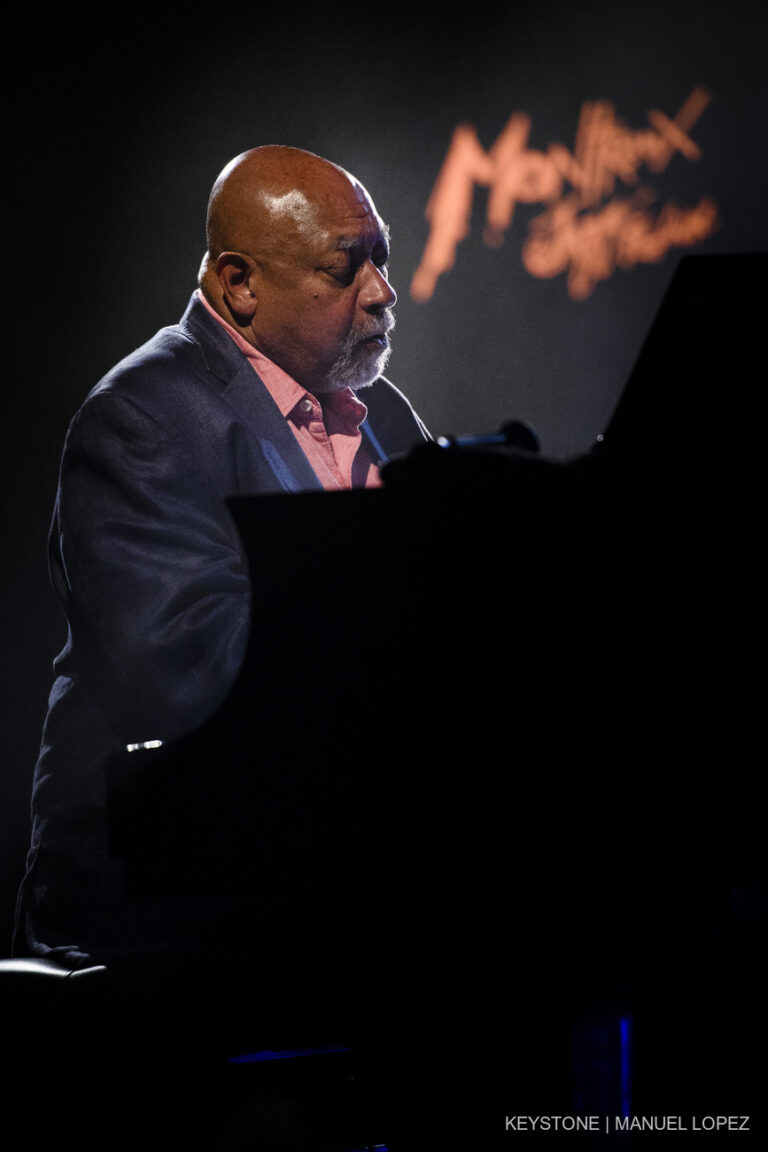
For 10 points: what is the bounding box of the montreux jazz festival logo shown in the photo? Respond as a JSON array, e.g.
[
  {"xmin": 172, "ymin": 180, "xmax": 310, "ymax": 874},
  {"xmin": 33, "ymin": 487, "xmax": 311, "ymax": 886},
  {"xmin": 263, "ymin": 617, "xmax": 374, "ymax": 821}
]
[{"xmin": 410, "ymin": 88, "xmax": 718, "ymax": 302}]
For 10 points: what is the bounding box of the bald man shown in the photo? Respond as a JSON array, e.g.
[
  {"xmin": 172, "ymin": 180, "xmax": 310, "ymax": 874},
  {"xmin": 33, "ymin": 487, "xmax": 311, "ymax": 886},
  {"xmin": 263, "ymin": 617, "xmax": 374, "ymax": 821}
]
[
  {"xmin": 14, "ymin": 146, "xmax": 430, "ymax": 970},
  {"xmin": 202, "ymin": 146, "xmax": 398, "ymax": 398}
]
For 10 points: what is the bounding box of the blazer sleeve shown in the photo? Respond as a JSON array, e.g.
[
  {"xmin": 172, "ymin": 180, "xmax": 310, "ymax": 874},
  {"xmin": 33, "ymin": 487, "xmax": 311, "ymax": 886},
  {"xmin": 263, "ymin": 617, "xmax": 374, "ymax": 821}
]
[{"xmin": 50, "ymin": 388, "xmax": 251, "ymax": 743}]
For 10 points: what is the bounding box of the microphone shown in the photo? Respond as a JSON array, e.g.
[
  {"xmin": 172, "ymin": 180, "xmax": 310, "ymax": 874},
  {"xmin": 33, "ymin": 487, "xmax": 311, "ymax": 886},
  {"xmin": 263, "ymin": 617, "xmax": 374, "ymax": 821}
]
[{"xmin": 436, "ymin": 419, "xmax": 541, "ymax": 454}]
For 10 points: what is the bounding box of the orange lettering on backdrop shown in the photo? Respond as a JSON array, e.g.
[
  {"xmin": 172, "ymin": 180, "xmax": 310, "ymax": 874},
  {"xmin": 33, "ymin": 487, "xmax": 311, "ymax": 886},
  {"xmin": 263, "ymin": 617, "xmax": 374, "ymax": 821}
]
[{"xmin": 410, "ymin": 88, "xmax": 718, "ymax": 301}]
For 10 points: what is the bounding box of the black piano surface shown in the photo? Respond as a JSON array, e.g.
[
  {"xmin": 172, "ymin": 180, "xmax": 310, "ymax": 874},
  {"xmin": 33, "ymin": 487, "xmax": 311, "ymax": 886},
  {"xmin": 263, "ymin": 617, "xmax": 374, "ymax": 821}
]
[
  {"xmin": 103, "ymin": 254, "xmax": 767, "ymax": 1123},
  {"xmin": 106, "ymin": 252, "xmax": 765, "ymax": 899}
]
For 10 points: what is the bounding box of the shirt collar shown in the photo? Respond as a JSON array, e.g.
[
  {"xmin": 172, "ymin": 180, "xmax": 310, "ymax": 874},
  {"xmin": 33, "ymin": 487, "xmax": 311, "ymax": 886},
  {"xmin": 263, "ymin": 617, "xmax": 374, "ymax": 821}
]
[{"xmin": 196, "ymin": 289, "xmax": 368, "ymax": 430}]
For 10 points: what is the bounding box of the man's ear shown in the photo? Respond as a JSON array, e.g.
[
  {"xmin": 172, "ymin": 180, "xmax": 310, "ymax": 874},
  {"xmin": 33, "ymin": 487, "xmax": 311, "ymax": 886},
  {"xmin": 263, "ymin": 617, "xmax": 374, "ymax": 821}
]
[{"xmin": 215, "ymin": 252, "xmax": 258, "ymax": 323}]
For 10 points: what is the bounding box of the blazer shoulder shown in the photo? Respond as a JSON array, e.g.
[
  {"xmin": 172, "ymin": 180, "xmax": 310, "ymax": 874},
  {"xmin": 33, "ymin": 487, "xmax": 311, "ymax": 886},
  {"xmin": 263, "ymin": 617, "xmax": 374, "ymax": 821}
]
[{"xmin": 80, "ymin": 295, "xmax": 245, "ymax": 420}]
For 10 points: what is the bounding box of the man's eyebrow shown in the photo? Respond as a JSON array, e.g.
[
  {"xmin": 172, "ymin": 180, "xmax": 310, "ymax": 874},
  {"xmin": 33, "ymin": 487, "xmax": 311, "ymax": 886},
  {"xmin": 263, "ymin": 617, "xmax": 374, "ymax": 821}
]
[{"xmin": 335, "ymin": 222, "xmax": 391, "ymax": 251}]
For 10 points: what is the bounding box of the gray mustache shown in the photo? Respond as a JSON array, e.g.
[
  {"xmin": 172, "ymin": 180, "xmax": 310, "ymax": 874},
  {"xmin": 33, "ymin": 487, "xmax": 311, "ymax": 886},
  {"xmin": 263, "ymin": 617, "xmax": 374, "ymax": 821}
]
[{"xmin": 355, "ymin": 312, "xmax": 395, "ymax": 340}]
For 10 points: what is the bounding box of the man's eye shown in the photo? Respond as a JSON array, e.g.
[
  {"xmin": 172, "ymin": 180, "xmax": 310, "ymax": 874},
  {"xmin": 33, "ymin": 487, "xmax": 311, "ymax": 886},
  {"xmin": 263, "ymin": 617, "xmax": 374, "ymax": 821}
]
[{"xmin": 327, "ymin": 264, "xmax": 354, "ymax": 284}]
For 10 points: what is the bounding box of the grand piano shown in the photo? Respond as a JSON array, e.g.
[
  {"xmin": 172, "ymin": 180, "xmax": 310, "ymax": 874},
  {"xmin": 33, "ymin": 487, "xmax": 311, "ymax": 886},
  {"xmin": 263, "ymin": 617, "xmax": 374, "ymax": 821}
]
[{"xmin": 103, "ymin": 254, "xmax": 766, "ymax": 1128}]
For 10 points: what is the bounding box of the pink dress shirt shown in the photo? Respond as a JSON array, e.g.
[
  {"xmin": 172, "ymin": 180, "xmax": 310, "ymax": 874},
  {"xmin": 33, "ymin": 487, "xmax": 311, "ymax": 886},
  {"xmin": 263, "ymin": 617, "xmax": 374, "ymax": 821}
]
[{"xmin": 197, "ymin": 290, "xmax": 381, "ymax": 490}]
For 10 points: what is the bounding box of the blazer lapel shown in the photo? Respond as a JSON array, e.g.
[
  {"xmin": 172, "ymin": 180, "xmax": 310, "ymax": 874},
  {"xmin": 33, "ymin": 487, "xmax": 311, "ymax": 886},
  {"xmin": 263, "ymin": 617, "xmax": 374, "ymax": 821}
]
[
  {"xmin": 180, "ymin": 293, "xmax": 324, "ymax": 494},
  {"xmin": 223, "ymin": 360, "xmax": 324, "ymax": 493}
]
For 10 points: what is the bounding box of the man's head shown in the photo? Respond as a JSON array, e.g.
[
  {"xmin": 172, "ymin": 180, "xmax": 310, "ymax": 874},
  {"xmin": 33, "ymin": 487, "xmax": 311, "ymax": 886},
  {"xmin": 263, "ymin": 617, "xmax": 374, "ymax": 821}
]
[{"xmin": 199, "ymin": 145, "xmax": 396, "ymax": 394}]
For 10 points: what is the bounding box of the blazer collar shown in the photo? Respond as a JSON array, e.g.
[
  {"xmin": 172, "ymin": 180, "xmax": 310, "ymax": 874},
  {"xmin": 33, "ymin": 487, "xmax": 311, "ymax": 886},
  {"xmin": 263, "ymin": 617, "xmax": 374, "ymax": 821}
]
[{"xmin": 178, "ymin": 292, "xmax": 324, "ymax": 493}]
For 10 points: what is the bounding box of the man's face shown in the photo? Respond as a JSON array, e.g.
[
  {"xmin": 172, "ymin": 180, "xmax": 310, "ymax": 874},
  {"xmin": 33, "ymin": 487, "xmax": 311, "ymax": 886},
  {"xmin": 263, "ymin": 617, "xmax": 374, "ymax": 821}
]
[{"xmin": 248, "ymin": 180, "xmax": 397, "ymax": 394}]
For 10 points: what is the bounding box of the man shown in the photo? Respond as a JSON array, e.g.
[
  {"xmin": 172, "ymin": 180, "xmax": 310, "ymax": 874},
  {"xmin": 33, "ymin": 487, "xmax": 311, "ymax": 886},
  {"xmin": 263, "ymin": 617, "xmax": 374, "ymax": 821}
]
[{"xmin": 14, "ymin": 146, "xmax": 430, "ymax": 971}]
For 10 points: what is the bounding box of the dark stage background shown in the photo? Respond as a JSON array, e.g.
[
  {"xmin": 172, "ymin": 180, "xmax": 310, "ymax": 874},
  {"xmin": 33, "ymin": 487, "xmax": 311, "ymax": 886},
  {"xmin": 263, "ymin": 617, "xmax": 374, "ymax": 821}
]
[{"xmin": 2, "ymin": 0, "xmax": 766, "ymax": 1044}]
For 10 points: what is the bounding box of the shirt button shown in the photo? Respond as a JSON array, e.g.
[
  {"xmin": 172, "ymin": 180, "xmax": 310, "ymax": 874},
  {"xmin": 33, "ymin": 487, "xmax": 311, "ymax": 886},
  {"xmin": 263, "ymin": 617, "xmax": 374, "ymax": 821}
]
[{"xmin": 298, "ymin": 398, "xmax": 314, "ymax": 413}]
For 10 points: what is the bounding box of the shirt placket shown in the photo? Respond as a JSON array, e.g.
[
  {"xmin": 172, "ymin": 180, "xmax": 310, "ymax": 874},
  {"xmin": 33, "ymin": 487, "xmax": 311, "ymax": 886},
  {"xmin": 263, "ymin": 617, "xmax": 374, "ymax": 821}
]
[{"xmin": 295, "ymin": 395, "xmax": 345, "ymax": 489}]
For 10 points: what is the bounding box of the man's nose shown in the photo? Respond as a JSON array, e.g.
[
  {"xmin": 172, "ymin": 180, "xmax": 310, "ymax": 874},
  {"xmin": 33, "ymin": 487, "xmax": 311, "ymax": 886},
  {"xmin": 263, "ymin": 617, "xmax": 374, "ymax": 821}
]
[{"xmin": 361, "ymin": 261, "xmax": 397, "ymax": 311}]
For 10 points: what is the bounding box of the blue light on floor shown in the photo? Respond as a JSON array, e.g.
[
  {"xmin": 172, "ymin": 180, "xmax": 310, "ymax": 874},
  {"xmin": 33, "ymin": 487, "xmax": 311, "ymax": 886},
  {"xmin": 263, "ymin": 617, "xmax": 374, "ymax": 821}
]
[
  {"xmin": 619, "ymin": 1015, "xmax": 632, "ymax": 1118},
  {"xmin": 227, "ymin": 1044, "xmax": 351, "ymax": 1063}
]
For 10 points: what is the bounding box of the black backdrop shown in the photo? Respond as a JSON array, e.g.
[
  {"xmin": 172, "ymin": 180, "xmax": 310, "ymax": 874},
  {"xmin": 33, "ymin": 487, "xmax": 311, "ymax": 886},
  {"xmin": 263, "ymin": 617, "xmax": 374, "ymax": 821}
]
[{"xmin": 3, "ymin": 0, "xmax": 766, "ymax": 964}]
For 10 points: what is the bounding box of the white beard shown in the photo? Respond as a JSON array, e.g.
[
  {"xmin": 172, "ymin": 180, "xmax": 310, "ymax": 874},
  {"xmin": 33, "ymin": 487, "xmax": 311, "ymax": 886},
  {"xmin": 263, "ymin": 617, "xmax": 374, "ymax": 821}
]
[{"xmin": 324, "ymin": 312, "xmax": 395, "ymax": 392}]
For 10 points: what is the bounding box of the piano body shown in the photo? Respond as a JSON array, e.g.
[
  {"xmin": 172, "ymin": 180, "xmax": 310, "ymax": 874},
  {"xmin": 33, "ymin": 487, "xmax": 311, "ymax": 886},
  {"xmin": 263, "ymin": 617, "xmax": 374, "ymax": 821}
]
[{"xmin": 103, "ymin": 254, "xmax": 766, "ymax": 1118}]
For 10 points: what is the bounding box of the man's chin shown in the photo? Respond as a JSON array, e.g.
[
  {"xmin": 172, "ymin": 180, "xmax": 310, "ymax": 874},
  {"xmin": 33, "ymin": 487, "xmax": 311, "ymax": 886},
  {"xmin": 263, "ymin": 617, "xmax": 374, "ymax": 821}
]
[
  {"xmin": 311, "ymin": 333, "xmax": 393, "ymax": 394},
  {"xmin": 330, "ymin": 350, "xmax": 391, "ymax": 393},
  {"xmin": 360, "ymin": 344, "xmax": 392, "ymax": 386}
]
